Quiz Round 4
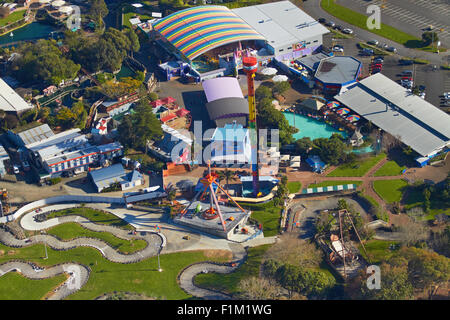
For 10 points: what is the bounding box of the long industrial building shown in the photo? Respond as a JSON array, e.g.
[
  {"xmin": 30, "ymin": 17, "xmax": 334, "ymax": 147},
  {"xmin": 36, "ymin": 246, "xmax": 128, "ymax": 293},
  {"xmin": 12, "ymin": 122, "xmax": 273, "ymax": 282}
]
[{"xmin": 335, "ymin": 73, "xmax": 450, "ymax": 165}]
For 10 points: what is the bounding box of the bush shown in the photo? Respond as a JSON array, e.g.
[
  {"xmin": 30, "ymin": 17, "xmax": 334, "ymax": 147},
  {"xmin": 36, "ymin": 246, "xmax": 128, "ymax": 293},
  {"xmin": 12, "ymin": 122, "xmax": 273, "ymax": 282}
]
[{"xmin": 49, "ymin": 177, "xmax": 62, "ymax": 185}]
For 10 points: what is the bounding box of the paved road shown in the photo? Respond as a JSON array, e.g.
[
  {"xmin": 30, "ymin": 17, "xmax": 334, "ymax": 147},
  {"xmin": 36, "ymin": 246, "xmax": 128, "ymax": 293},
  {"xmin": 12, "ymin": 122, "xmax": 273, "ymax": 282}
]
[
  {"xmin": 178, "ymin": 242, "xmax": 247, "ymax": 300},
  {"xmin": 0, "ymin": 261, "xmax": 90, "ymax": 300},
  {"xmin": 339, "ymin": 0, "xmax": 450, "ymax": 47},
  {"xmin": 300, "ymin": 0, "xmax": 450, "ymax": 66}
]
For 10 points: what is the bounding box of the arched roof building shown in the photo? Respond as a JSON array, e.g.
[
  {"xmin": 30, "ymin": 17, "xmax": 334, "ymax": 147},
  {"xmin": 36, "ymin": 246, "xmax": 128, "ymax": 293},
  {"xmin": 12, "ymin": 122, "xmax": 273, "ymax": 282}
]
[{"xmin": 152, "ymin": 5, "xmax": 265, "ymax": 61}]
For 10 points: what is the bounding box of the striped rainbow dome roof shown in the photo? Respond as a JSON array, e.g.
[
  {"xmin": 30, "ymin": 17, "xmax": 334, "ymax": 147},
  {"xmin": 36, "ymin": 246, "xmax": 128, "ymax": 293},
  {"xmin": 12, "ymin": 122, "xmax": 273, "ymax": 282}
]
[{"xmin": 152, "ymin": 6, "xmax": 265, "ymax": 60}]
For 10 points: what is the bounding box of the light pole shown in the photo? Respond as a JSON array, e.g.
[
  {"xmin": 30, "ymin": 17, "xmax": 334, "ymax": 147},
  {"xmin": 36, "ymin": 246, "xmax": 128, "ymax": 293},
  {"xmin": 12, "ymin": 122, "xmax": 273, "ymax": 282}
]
[
  {"xmin": 41, "ymin": 230, "xmax": 48, "ymax": 260},
  {"xmin": 153, "ymin": 237, "xmax": 162, "ymax": 272}
]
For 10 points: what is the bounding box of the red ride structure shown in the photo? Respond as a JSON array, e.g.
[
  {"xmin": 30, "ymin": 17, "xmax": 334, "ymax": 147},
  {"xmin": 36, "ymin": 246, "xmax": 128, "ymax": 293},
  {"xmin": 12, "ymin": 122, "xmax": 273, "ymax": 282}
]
[{"xmin": 242, "ymin": 56, "xmax": 260, "ymax": 197}]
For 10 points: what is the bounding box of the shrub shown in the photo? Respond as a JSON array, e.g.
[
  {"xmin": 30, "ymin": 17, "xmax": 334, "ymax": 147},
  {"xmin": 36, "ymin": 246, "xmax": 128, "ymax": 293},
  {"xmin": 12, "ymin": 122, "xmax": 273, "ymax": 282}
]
[{"xmin": 49, "ymin": 177, "xmax": 62, "ymax": 185}]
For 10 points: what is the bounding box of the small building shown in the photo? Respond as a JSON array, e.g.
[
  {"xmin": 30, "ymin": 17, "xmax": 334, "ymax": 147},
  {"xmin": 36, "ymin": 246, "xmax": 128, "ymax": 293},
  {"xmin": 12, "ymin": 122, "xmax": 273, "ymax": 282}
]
[
  {"xmin": 0, "ymin": 144, "xmax": 10, "ymax": 177},
  {"xmin": 150, "ymin": 124, "xmax": 192, "ymax": 164},
  {"xmin": 7, "ymin": 123, "xmax": 55, "ymax": 148},
  {"xmin": 299, "ymin": 98, "xmax": 324, "ymax": 111},
  {"xmin": 88, "ymin": 163, "xmax": 144, "ymax": 193},
  {"xmin": 91, "ymin": 117, "xmax": 110, "ymax": 136},
  {"xmin": 349, "ymin": 130, "xmax": 364, "ymax": 147},
  {"xmin": 306, "ymin": 155, "xmax": 325, "ymax": 172},
  {"xmin": 202, "ymin": 77, "xmax": 249, "ymax": 127},
  {"xmin": 314, "ymin": 56, "xmax": 362, "ymax": 94},
  {"xmin": 210, "ymin": 123, "xmax": 251, "ymax": 165}
]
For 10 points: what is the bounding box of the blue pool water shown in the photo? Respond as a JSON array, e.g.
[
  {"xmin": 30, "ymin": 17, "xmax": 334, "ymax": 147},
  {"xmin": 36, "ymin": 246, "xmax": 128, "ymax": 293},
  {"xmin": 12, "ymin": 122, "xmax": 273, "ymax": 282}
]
[
  {"xmin": 283, "ymin": 112, "xmax": 347, "ymax": 140},
  {"xmin": 0, "ymin": 22, "xmax": 59, "ymax": 46}
]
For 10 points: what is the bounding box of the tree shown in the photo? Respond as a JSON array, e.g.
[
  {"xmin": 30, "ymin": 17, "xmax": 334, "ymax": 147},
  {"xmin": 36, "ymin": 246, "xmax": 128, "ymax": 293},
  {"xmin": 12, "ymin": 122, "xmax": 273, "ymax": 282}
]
[
  {"xmin": 294, "ymin": 137, "xmax": 313, "ymax": 156},
  {"xmin": 238, "ymin": 277, "xmax": 282, "ymax": 300},
  {"xmin": 125, "ymin": 28, "xmax": 140, "ymax": 55},
  {"xmin": 421, "ymin": 31, "xmax": 438, "ymax": 46},
  {"xmin": 401, "ymin": 247, "xmax": 450, "ymax": 298},
  {"xmin": 257, "ymin": 98, "xmax": 296, "ymax": 145},
  {"xmin": 217, "ymin": 169, "xmax": 234, "ymax": 192},
  {"xmin": 272, "ymin": 81, "xmax": 290, "ymax": 96},
  {"xmin": 315, "ymin": 210, "xmax": 334, "ymax": 235},
  {"xmin": 15, "ymin": 40, "xmax": 80, "ymax": 85},
  {"xmin": 88, "ymin": 0, "xmax": 108, "ymax": 25},
  {"xmin": 360, "ymin": 263, "xmax": 414, "ymax": 300},
  {"xmin": 255, "ymin": 85, "xmax": 272, "ymax": 101},
  {"xmin": 117, "ymin": 99, "xmax": 163, "ymax": 152}
]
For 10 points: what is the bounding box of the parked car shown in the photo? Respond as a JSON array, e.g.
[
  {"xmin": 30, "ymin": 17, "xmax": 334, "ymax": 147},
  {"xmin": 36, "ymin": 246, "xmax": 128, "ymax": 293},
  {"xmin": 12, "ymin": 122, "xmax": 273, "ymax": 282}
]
[
  {"xmin": 443, "ymin": 92, "xmax": 450, "ymax": 100},
  {"xmin": 13, "ymin": 165, "xmax": 20, "ymax": 174},
  {"xmin": 373, "ymin": 56, "xmax": 384, "ymax": 62},
  {"xmin": 367, "ymin": 39, "xmax": 379, "ymax": 45},
  {"xmin": 386, "ymin": 46, "xmax": 397, "ymax": 53},
  {"xmin": 342, "ymin": 28, "xmax": 353, "ymax": 34},
  {"xmin": 332, "ymin": 45, "xmax": 344, "ymax": 52},
  {"xmin": 401, "ymin": 70, "xmax": 413, "ymax": 77},
  {"xmin": 419, "ymin": 92, "xmax": 426, "ymax": 99},
  {"xmin": 325, "ymin": 21, "xmax": 335, "ymax": 27},
  {"xmin": 361, "ymin": 48, "xmax": 374, "ymax": 56},
  {"xmin": 334, "ymin": 25, "xmax": 343, "ymax": 31},
  {"xmin": 399, "ymin": 59, "xmax": 413, "ymax": 65},
  {"xmin": 318, "ymin": 18, "xmax": 326, "ymax": 24}
]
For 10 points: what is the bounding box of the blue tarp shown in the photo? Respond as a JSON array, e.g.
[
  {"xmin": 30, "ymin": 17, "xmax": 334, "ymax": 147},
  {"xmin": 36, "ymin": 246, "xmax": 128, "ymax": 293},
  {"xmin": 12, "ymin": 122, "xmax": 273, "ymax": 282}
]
[{"xmin": 306, "ymin": 155, "xmax": 325, "ymax": 172}]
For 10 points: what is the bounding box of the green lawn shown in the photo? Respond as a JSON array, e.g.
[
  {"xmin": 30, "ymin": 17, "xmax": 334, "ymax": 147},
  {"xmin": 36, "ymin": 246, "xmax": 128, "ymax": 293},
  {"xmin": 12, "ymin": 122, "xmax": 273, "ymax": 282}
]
[
  {"xmin": 374, "ymin": 161, "xmax": 407, "ymax": 177},
  {"xmin": 308, "ymin": 180, "xmax": 362, "ymax": 188},
  {"xmin": 0, "ymin": 10, "xmax": 26, "ymax": 27},
  {"xmin": 373, "ymin": 179, "xmax": 408, "ymax": 203},
  {"xmin": 327, "ymin": 153, "xmax": 386, "ymax": 177},
  {"xmin": 0, "ymin": 243, "xmax": 230, "ymax": 300},
  {"xmin": 123, "ymin": 12, "xmax": 152, "ymax": 28},
  {"xmin": 359, "ymin": 240, "xmax": 400, "ymax": 264},
  {"xmin": 240, "ymin": 202, "xmax": 281, "ymax": 237},
  {"xmin": 47, "ymin": 223, "xmax": 147, "ymax": 254},
  {"xmin": 45, "ymin": 207, "xmax": 134, "ymax": 230},
  {"xmin": 320, "ymin": 0, "xmax": 437, "ymax": 50},
  {"xmin": 287, "ymin": 181, "xmax": 302, "ymax": 193},
  {"xmin": 194, "ymin": 244, "xmax": 271, "ymax": 295},
  {"xmin": 0, "ymin": 272, "xmax": 67, "ymax": 300}
]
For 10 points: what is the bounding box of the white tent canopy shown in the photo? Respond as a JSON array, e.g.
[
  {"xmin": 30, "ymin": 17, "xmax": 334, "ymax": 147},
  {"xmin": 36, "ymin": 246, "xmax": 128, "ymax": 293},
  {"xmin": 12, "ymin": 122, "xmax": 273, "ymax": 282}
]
[
  {"xmin": 261, "ymin": 67, "xmax": 277, "ymax": 75},
  {"xmin": 280, "ymin": 154, "xmax": 290, "ymax": 161},
  {"xmin": 58, "ymin": 5, "xmax": 73, "ymax": 14},
  {"xmin": 52, "ymin": 0, "xmax": 65, "ymax": 8},
  {"xmin": 272, "ymin": 75, "xmax": 288, "ymax": 82},
  {"xmin": 290, "ymin": 156, "xmax": 301, "ymax": 162},
  {"xmin": 290, "ymin": 162, "xmax": 301, "ymax": 168},
  {"xmin": 39, "ymin": 0, "xmax": 52, "ymax": 4}
]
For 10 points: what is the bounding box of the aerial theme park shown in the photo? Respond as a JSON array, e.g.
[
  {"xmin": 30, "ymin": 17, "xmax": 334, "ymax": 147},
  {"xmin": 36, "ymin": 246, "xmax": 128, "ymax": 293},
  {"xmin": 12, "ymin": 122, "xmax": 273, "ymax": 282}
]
[{"xmin": 0, "ymin": 0, "xmax": 448, "ymax": 308}]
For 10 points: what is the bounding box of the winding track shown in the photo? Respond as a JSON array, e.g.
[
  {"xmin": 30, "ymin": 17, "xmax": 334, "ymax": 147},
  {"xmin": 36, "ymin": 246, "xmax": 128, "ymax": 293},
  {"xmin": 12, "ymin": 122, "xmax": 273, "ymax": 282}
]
[{"xmin": 0, "ymin": 210, "xmax": 163, "ymax": 299}]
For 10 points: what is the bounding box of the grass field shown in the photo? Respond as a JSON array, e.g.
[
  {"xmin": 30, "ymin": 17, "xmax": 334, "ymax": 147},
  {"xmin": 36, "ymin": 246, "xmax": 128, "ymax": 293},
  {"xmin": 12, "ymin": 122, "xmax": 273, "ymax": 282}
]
[
  {"xmin": 0, "ymin": 243, "xmax": 230, "ymax": 300},
  {"xmin": 123, "ymin": 12, "xmax": 152, "ymax": 28},
  {"xmin": 373, "ymin": 179, "xmax": 408, "ymax": 203},
  {"xmin": 47, "ymin": 223, "xmax": 147, "ymax": 254},
  {"xmin": 46, "ymin": 207, "xmax": 134, "ymax": 230},
  {"xmin": 308, "ymin": 180, "xmax": 363, "ymax": 188},
  {"xmin": 403, "ymin": 186, "xmax": 450, "ymax": 220},
  {"xmin": 0, "ymin": 10, "xmax": 26, "ymax": 27},
  {"xmin": 327, "ymin": 153, "xmax": 386, "ymax": 177},
  {"xmin": 240, "ymin": 202, "xmax": 281, "ymax": 237},
  {"xmin": 287, "ymin": 181, "xmax": 302, "ymax": 193},
  {"xmin": 320, "ymin": 0, "xmax": 439, "ymax": 51},
  {"xmin": 194, "ymin": 244, "xmax": 271, "ymax": 295},
  {"xmin": 359, "ymin": 240, "xmax": 400, "ymax": 264},
  {"xmin": 374, "ymin": 161, "xmax": 407, "ymax": 177},
  {"xmin": 0, "ymin": 272, "xmax": 67, "ymax": 300}
]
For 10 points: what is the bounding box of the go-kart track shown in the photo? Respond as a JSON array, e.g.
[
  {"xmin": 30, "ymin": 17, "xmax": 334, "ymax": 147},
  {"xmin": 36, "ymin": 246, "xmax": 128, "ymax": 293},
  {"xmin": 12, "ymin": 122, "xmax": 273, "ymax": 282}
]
[{"xmin": 0, "ymin": 202, "xmax": 272, "ymax": 300}]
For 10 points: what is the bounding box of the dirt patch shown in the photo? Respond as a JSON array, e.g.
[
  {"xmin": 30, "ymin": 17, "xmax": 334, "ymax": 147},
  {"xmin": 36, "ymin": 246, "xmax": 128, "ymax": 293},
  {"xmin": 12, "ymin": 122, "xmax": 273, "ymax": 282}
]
[
  {"xmin": 7, "ymin": 250, "xmax": 15, "ymax": 255},
  {"xmin": 0, "ymin": 250, "xmax": 4, "ymax": 256},
  {"xmin": 132, "ymin": 279, "xmax": 142, "ymax": 284},
  {"xmin": 202, "ymin": 249, "xmax": 233, "ymax": 261}
]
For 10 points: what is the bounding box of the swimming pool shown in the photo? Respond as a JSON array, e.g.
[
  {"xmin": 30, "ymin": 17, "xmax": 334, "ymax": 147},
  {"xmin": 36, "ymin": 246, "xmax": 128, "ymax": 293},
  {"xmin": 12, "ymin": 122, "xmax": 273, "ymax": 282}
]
[{"xmin": 283, "ymin": 112, "xmax": 347, "ymax": 140}]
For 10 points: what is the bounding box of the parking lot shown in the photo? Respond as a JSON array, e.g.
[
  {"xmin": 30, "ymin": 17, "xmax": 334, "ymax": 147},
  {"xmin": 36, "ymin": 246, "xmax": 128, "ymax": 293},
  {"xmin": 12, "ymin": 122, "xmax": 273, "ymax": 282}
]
[
  {"xmin": 339, "ymin": 0, "xmax": 450, "ymax": 48},
  {"xmin": 323, "ymin": 32, "xmax": 450, "ymax": 108}
]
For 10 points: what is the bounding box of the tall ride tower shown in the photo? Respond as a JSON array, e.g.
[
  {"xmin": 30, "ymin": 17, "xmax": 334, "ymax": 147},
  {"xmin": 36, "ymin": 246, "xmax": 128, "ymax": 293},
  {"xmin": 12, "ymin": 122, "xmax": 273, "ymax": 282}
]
[{"xmin": 242, "ymin": 56, "xmax": 259, "ymax": 197}]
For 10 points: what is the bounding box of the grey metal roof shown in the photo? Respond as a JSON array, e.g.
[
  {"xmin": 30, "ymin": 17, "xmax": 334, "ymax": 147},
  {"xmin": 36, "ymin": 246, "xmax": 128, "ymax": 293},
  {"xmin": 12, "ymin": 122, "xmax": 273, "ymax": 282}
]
[
  {"xmin": 206, "ymin": 97, "xmax": 249, "ymax": 121},
  {"xmin": 89, "ymin": 163, "xmax": 126, "ymax": 184},
  {"xmin": 17, "ymin": 124, "xmax": 55, "ymax": 146},
  {"xmin": 296, "ymin": 52, "xmax": 329, "ymax": 71},
  {"xmin": 314, "ymin": 56, "xmax": 361, "ymax": 85},
  {"xmin": 232, "ymin": 1, "xmax": 329, "ymax": 49},
  {"xmin": 0, "ymin": 77, "xmax": 33, "ymax": 113},
  {"xmin": 335, "ymin": 74, "xmax": 450, "ymax": 156}
]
